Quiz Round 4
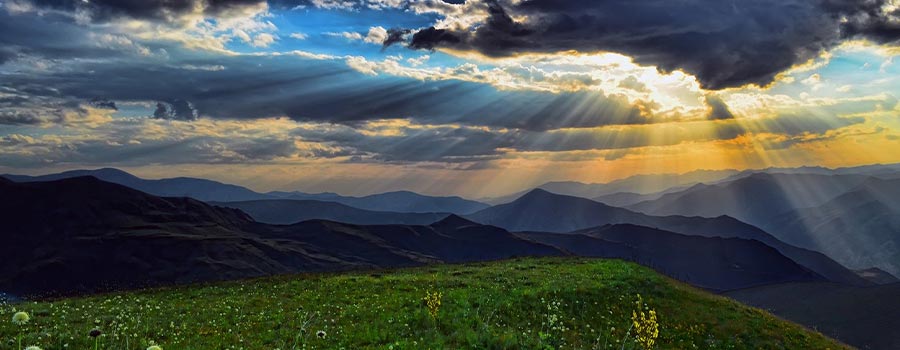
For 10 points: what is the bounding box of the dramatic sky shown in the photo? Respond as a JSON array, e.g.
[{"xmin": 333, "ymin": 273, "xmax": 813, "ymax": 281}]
[{"xmin": 1, "ymin": 0, "xmax": 899, "ymax": 197}]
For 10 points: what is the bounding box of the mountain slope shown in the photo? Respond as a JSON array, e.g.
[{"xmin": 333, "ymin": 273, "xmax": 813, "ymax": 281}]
[
  {"xmin": 0, "ymin": 177, "xmax": 556, "ymax": 296},
  {"xmin": 0, "ymin": 258, "xmax": 850, "ymax": 350},
  {"xmin": 726, "ymin": 282, "xmax": 900, "ymax": 350},
  {"xmin": 210, "ymin": 199, "xmax": 450, "ymax": 225},
  {"xmin": 467, "ymin": 189, "xmax": 869, "ymax": 285},
  {"xmin": 518, "ymin": 224, "xmax": 823, "ymax": 291}
]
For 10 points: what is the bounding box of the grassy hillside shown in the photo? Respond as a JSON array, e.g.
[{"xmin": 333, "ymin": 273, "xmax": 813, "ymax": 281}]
[{"xmin": 1, "ymin": 258, "xmax": 847, "ymax": 350}]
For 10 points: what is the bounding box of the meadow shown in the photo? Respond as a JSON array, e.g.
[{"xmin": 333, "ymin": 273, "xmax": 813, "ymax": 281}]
[{"xmin": 2, "ymin": 257, "xmax": 847, "ymax": 350}]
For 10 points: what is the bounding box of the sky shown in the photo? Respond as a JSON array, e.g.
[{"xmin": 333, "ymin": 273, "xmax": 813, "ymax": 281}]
[{"xmin": 0, "ymin": 0, "xmax": 898, "ymax": 198}]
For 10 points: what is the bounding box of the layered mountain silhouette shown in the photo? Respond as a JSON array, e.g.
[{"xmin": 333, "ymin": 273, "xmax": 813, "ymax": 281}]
[
  {"xmin": 626, "ymin": 173, "xmax": 870, "ymax": 226},
  {"xmin": 466, "ymin": 188, "xmax": 869, "ymax": 285},
  {"xmin": 626, "ymin": 173, "xmax": 900, "ymax": 277},
  {"xmin": 0, "ymin": 176, "xmax": 552, "ymax": 296},
  {"xmin": 768, "ymin": 177, "xmax": 900, "ymax": 276},
  {"xmin": 0, "ymin": 176, "xmax": 828, "ymax": 295},
  {"xmin": 480, "ymin": 169, "xmax": 739, "ymax": 204},
  {"xmin": 3, "ymin": 168, "xmax": 489, "ymax": 214},
  {"xmin": 270, "ymin": 190, "xmax": 489, "ymax": 214},
  {"xmin": 3, "ymin": 168, "xmax": 270, "ymax": 202},
  {"xmin": 210, "ymin": 199, "xmax": 450, "ymax": 225},
  {"xmin": 518, "ymin": 224, "xmax": 822, "ymax": 291}
]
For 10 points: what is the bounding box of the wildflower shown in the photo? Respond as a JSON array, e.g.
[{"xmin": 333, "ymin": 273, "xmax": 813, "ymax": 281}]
[
  {"xmin": 316, "ymin": 330, "xmax": 327, "ymax": 339},
  {"xmin": 423, "ymin": 290, "xmax": 442, "ymax": 319},
  {"xmin": 147, "ymin": 346, "xmax": 163, "ymax": 350},
  {"xmin": 631, "ymin": 294, "xmax": 659, "ymax": 350},
  {"xmin": 12, "ymin": 311, "xmax": 29, "ymax": 325}
]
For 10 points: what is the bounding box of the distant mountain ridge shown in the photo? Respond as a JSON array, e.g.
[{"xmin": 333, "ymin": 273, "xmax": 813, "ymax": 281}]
[
  {"xmin": 2, "ymin": 168, "xmax": 489, "ymax": 214},
  {"xmin": 466, "ymin": 188, "xmax": 870, "ymax": 285},
  {"xmin": 0, "ymin": 176, "xmax": 552, "ymax": 296},
  {"xmin": 626, "ymin": 172, "xmax": 900, "ymax": 277},
  {"xmin": 211, "ymin": 199, "xmax": 450, "ymax": 225},
  {"xmin": 626, "ymin": 173, "xmax": 871, "ymax": 225},
  {"xmin": 0, "ymin": 176, "xmax": 827, "ymax": 296}
]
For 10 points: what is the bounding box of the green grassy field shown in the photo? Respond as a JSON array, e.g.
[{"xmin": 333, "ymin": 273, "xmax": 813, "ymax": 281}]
[{"xmin": 2, "ymin": 258, "xmax": 847, "ymax": 350}]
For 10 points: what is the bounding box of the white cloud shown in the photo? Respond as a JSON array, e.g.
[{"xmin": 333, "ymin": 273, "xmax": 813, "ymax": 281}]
[
  {"xmin": 289, "ymin": 32, "xmax": 309, "ymax": 40},
  {"xmin": 364, "ymin": 26, "xmax": 388, "ymax": 44},
  {"xmin": 325, "ymin": 31, "xmax": 364, "ymax": 41},
  {"xmin": 406, "ymin": 55, "xmax": 430, "ymax": 66},
  {"xmin": 251, "ymin": 33, "xmax": 277, "ymax": 48}
]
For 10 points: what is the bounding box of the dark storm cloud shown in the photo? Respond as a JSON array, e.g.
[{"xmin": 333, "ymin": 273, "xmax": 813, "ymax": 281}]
[
  {"xmin": 382, "ymin": 28, "xmax": 411, "ymax": 50},
  {"xmin": 0, "ymin": 35, "xmax": 668, "ymax": 132},
  {"xmin": 408, "ymin": 27, "xmax": 459, "ymax": 50},
  {"xmin": 392, "ymin": 0, "xmax": 900, "ymax": 89},
  {"xmin": 152, "ymin": 100, "xmax": 199, "ymax": 121},
  {"xmin": 25, "ymin": 0, "xmax": 266, "ymax": 22}
]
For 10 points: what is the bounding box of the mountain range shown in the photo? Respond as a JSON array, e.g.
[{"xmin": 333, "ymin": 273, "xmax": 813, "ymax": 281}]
[
  {"xmin": 626, "ymin": 172, "xmax": 900, "ymax": 276},
  {"xmin": 0, "ymin": 176, "xmax": 551, "ymax": 295},
  {"xmin": 3, "ymin": 168, "xmax": 489, "ymax": 214},
  {"xmin": 3, "ymin": 165, "xmax": 898, "ymax": 349},
  {"xmin": 0, "ymin": 176, "xmax": 834, "ymax": 296},
  {"xmin": 210, "ymin": 199, "xmax": 450, "ymax": 225}
]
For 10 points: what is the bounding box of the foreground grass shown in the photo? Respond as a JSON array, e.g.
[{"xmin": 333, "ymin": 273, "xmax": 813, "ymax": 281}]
[{"xmin": 2, "ymin": 258, "xmax": 847, "ymax": 349}]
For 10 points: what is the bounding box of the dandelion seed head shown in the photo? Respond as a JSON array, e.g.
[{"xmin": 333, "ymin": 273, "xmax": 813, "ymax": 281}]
[
  {"xmin": 25, "ymin": 346, "xmax": 42, "ymax": 350},
  {"xmin": 147, "ymin": 346, "xmax": 163, "ymax": 350},
  {"xmin": 316, "ymin": 330, "xmax": 327, "ymax": 339},
  {"xmin": 12, "ymin": 311, "xmax": 29, "ymax": 325}
]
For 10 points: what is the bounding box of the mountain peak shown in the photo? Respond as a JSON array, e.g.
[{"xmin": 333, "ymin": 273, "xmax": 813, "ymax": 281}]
[
  {"xmin": 431, "ymin": 214, "xmax": 479, "ymax": 228},
  {"xmin": 520, "ymin": 188, "xmax": 556, "ymax": 198}
]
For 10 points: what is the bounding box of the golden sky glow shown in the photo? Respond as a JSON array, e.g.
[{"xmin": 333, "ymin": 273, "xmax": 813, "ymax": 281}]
[{"xmin": 1, "ymin": 0, "xmax": 899, "ymax": 198}]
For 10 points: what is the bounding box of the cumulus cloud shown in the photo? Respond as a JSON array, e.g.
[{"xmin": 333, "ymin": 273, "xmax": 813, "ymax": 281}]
[
  {"xmin": 364, "ymin": 26, "xmax": 388, "ymax": 44},
  {"xmin": 387, "ymin": 0, "xmax": 900, "ymax": 89}
]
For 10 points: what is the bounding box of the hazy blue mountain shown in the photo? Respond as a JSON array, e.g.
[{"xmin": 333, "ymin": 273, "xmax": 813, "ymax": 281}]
[
  {"xmin": 3, "ymin": 168, "xmax": 271, "ymax": 202},
  {"xmin": 287, "ymin": 191, "xmax": 490, "ymax": 214},
  {"xmin": 211, "ymin": 199, "xmax": 450, "ymax": 225},
  {"xmin": 0, "ymin": 176, "xmax": 829, "ymax": 296},
  {"xmin": 768, "ymin": 178, "xmax": 900, "ymax": 276},
  {"xmin": 591, "ymin": 184, "xmax": 693, "ymax": 207},
  {"xmin": 710, "ymin": 162, "xmax": 900, "ymax": 185},
  {"xmin": 467, "ymin": 189, "xmax": 869, "ymax": 285},
  {"xmin": 2, "ymin": 169, "xmax": 490, "ymax": 214},
  {"xmin": 626, "ymin": 173, "xmax": 871, "ymax": 226},
  {"xmin": 520, "ymin": 224, "xmax": 823, "ymax": 291},
  {"xmin": 480, "ymin": 169, "xmax": 740, "ymax": 204}
]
